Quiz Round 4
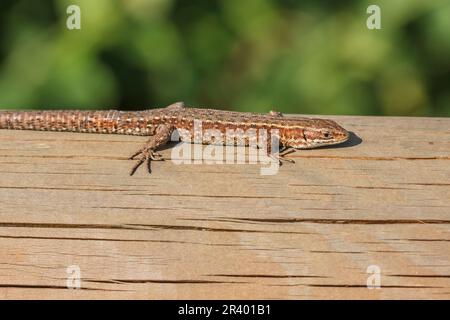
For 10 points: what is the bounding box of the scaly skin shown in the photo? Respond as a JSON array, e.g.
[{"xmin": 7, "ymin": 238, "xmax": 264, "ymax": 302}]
[{"xmin": 0, "ymin": 102, "xmax": 350, "ymax": 175}]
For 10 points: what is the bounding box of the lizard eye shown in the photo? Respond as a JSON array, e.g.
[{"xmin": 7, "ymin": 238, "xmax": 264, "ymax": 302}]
[{"xmin": 323, "ymin": 132, "xmax": 332, "ymax": 139}]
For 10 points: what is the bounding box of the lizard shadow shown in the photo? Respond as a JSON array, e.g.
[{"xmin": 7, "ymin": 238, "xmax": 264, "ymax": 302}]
[
  {"xmin": 311, "ymin": 131, "xmax": 362, "ymax": 150},
  {"xmin": 153, "ymin": 131, "xmax": 362, "ymax": 152}
]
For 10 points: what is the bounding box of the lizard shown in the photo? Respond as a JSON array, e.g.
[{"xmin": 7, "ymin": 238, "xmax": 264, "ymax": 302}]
[{"xmin": 0, "ymin": 102, "xmax": 350, "ymax": 175}]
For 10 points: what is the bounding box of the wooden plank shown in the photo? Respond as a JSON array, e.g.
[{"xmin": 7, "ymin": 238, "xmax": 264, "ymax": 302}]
[{"xmin": 0, "ymin": 115, "xmax": 449, "ymax": 299}]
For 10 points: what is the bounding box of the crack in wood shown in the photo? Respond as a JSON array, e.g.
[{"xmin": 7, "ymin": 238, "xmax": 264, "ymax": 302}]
[
  {"xmin": 219, "ymin": 217, "xmax": 450, "ymax": 225},
  {"xmin": 207, "ymin": 274, "xmax": 327, "ymax": 279},
  {"xmin": 0, "ymin": 284, "xmax": 124, "ymax": 291},
  {"xmin": 127, "ymin": 223, "xmax": 310, "ymax": 234},
  {"xmin": 84, "ymin": 279, "xmax": 247, "ymax": 285}
]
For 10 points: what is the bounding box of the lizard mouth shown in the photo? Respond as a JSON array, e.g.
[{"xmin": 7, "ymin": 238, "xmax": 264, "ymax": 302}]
[{"xmin": 293, "ymin": 131, "xmax": 350, "ymax": 149}]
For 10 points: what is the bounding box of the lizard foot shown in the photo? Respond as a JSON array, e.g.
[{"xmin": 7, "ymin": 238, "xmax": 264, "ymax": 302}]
[
  {"xmin": 129, "ymin": 148, "xmax": 165, "ymax": 176},
  {"xmin": 269, "ymin": 146, "xmax": 296, "ymax": 165},
  {"xmin": 128, "ymin": 124, "xmax": 174, "ymax": 176},
  {"xmin": 269, "ymin": 154, "xmax": 296, "ymax": 166}
]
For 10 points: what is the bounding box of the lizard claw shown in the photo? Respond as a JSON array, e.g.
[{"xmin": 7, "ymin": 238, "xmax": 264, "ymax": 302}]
[
  {"xmin": 268, "ymin": 147, "xmax": 296, "ymax": 165},
  {"xmin": 129, "ymin": 149, "xmax": 143, "ymax": 160},
  {"xmin": 269, "ymin": 154, "xmax": 296, "ymax": 166},
  {"xmin": 149, "ymin": 152, "xmax": 164, "ymax": 161},
  {"xmin": 279, "ymin": 156, "xmax": 295, "ymax": 164},
  {"xmin": 129, "ymin": 149, "xmax": 165, "ymax": 175}
]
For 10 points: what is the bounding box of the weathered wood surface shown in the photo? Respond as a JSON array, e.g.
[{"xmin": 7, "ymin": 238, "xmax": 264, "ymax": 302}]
[{"xmin": 0, "ymin": 115, "xmax": 449, "ymax": 299}]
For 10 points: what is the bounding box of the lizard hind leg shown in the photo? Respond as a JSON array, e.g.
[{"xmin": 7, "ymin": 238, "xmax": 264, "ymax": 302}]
[{"xmin": 129, "ymin": 124, "xmax": 174, "ymax": 176}]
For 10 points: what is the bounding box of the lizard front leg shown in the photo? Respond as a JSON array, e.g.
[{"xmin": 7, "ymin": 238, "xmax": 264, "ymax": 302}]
[
  {"xmin": 129, "ymin": 124, "xmax": 174, "ymax": 175},
  {"xmin": 277, "ymin": 146, "xmax": 296, "ymax": 164}
]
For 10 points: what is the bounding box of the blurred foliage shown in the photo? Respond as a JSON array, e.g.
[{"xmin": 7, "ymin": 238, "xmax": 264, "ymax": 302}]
[{"xmin": 0, "ymin": 0, "xmax": 449, "ymax": 116}]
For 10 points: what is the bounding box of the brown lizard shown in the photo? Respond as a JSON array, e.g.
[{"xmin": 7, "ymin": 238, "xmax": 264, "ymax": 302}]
[{"xmin": 0, "ymin": 102, "xmax": 350, "ymax": 175}]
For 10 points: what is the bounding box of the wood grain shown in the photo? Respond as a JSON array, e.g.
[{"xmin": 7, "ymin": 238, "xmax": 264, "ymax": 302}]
[{"xmin": 0, "ymin": 115, "xmax": 449, "ymax": 299}]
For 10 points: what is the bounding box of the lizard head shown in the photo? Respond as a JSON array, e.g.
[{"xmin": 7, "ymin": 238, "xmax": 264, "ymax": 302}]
[{"xmin": 281, "ymin": 119, "xmax": 350, "ymax": 149}]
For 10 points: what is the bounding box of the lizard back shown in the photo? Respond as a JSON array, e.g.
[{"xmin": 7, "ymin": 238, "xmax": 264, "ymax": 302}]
[{"xmin": 0, "ymin": 106, "xmax": 349, "ymax": 148}]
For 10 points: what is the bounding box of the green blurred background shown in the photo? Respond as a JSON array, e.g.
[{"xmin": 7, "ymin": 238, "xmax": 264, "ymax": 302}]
[{"xmin": 0, "ymin": 0, "xmax": 449, "ymax": 116}]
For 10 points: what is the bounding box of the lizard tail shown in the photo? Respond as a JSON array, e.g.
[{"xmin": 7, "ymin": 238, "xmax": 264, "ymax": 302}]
[
  {"xmin": 0, "ymin": 110, "xmax": 151, "ymax": 135},
  {"xmin": 0, "ymin": 111, "xmax": 14, "ymax": 129},
  {"xmin": 0, "ymin": 110, "xmax": 94, "ymax": 131}
]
